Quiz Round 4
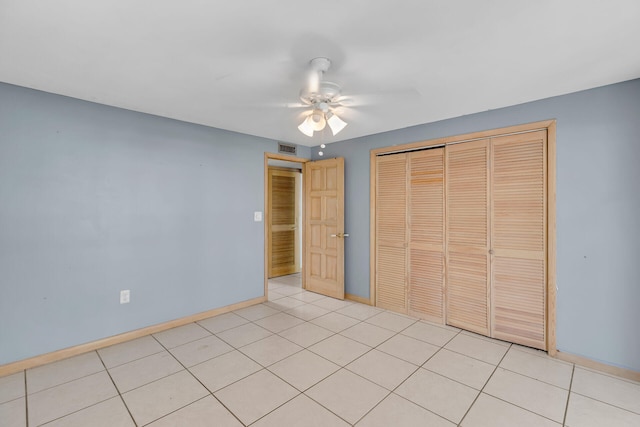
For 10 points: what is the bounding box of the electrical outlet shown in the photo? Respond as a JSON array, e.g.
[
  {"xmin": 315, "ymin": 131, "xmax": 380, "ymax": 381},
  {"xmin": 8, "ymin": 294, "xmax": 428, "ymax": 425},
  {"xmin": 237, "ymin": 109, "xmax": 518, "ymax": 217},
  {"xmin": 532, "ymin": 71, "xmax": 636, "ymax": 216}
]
[
  {"xmin": 254, "ymin": 211, "xmax": 262, "ymax": 222},
  {"xmin": 120, "ymin": 290, "xmax": 130, "ymax": 304}
]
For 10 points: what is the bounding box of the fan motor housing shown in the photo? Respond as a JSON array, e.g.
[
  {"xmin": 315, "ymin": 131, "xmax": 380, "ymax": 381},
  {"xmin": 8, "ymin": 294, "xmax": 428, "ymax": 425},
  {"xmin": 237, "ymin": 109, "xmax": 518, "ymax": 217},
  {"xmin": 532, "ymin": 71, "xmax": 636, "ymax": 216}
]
[{"xmin": 300, "ymin": 81, "xmax": 341, "ymax": 105}]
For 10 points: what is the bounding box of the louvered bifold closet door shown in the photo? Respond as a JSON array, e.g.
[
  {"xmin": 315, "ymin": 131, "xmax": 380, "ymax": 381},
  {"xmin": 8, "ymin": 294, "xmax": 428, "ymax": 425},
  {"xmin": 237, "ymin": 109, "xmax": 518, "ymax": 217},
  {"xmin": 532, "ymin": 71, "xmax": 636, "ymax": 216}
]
[
  {"xmin": 408, "ymin": 149, "xmax": 445, "ymax": 322},
  {"xmin": 446, "ymin": 140, "xmax": 490, "ymax": 335},
  {"xmin": 376, "ymin": 154, "xmax": 408, "ymax": 312},
  {"xmin": 269, "ymin": 169, "xmax": 300, "ymax": 278},
  {"xmin": 491, "ymin": 131, "xmax": 547, "ymax": 349}
]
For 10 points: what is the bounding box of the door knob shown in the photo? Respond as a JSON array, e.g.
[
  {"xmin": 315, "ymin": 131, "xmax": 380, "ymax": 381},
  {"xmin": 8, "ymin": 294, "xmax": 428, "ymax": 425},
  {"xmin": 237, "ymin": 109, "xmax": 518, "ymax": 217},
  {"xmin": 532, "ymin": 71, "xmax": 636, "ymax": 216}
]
[{"xmin": 489, "ymin": 249, "xmax": 494, "ymax": 255}]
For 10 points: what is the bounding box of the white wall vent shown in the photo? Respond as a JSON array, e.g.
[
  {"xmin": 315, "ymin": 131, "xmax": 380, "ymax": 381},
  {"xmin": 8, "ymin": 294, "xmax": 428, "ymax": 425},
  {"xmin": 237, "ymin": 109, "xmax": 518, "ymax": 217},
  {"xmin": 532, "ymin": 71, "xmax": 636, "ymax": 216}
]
[{"xmin": 278, "ymin": 142, "xmax": 297, "ymax": 155}]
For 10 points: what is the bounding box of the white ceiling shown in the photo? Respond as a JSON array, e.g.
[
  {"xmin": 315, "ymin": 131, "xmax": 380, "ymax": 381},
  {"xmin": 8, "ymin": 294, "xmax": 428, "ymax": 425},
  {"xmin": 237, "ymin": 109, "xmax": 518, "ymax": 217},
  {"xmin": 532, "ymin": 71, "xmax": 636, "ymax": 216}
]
[{"xmin": 1, "ymin": 1, "xmax": 639, "ymax": 147}]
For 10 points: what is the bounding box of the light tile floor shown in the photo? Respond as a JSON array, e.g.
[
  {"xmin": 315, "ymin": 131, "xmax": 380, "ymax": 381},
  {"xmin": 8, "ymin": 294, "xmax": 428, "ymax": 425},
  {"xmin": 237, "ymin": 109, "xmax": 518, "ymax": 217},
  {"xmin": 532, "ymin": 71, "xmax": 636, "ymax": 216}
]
[{"xmin": 1, "ymin": 273, "xmax": 639, "ymax": 426}]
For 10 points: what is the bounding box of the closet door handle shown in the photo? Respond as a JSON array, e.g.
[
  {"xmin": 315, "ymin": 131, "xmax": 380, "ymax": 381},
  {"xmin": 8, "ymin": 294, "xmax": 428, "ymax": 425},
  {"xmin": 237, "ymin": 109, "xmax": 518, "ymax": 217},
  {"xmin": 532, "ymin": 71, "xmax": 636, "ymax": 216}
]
[{"xmin": 489, "ymin": 249, "xmax": 495, "ymax": 255}]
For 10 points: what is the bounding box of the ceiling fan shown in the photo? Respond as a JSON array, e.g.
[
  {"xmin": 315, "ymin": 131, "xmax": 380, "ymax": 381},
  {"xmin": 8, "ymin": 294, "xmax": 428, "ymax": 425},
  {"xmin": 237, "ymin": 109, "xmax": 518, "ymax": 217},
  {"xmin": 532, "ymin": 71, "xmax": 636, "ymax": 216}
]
[{"xmin": 297, "ymin": 57, "xmax": 348, "ymax": 137}]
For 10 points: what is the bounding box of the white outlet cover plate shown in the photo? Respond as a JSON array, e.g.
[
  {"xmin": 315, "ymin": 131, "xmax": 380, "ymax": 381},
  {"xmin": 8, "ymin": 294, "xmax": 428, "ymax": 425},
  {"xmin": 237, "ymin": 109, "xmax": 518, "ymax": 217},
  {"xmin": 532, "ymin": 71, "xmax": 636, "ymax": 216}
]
[
  {"xmin": 120, "ymin": 290, "xmax": 130, "ymax": 304},
  {"xmin": 254, "ymin": 211, "xmax": 262, "ymax": 222}
]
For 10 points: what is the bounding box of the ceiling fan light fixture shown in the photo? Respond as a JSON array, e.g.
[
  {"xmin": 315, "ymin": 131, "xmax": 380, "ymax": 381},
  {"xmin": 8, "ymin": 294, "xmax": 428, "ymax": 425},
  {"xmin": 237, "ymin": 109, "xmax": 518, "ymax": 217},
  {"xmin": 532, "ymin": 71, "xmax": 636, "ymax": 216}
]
[
  {"xmin": 327, "ymin": 112, "xmax": 348, "ymax": 135},
  {"xmin": 298, "ymin": 116, "xmax": 314, "ymax": 137},
  {"xmin": 296, "ymin": 58, "xmax": 350, "ymax": 138},
  {"xmin": 309, "ymin": 109, "xmax": 326, "ymax": 131}
]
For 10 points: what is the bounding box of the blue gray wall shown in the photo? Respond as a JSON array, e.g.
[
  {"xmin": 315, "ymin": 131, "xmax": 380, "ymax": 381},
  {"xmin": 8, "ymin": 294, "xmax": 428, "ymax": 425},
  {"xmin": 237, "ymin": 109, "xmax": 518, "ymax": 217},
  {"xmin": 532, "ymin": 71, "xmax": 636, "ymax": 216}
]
[
  {"xmin": 312, "ymin": 79, "xmax": 640, "ymax": 372},
  {"xmin": 1, "ymin": 79, "xmax": 638, "ymax": 373},
  {"xmin": 0, "ymin": 82, "xmax": 309, "ymax": 365}
]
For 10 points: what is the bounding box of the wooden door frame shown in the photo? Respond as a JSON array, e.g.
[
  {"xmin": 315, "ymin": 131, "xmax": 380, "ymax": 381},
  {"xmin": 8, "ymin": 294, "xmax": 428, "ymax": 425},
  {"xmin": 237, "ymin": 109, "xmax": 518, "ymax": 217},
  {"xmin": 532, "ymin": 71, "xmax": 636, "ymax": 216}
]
[
  {"xmin": 264, "ymin": 153, "xmax": 309, "ymax": 298},
  {"xmin": 369, "ymin": 119, "xmax": 557, "ymax": 355}
]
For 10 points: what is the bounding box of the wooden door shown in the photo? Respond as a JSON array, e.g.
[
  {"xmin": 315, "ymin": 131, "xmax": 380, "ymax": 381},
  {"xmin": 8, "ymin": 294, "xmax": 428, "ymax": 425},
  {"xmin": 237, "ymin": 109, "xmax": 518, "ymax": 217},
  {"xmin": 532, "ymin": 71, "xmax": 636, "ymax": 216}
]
[
  {"xmin": 268, "ymin": 167, "xmax": 301, "ymax": 278},
  {"xmin": 304, "ymin": 158, "xmax": 345, "ymax": 299},
  {"xmin": 445, "ymin": 139, "xmax": 491, "ymax": 335},
  {"xmin": 375, "ymin": 154, "xmax": 408, "ymax": 312},
  {"xmin": 408, "ymin": 148, "xmax": 445, "ymax": 322},
  {"xmin": 491, "ymin": 131, "xmax": 547, "ymax": 349}
]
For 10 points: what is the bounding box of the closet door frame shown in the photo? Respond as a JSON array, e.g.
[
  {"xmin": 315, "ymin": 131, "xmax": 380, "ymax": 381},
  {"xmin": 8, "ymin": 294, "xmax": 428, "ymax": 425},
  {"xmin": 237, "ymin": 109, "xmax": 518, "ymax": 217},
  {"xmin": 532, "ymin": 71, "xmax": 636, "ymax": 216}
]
[{"xmin": 370, "ymin": 120, "xmax": 557, "ymax": 355}]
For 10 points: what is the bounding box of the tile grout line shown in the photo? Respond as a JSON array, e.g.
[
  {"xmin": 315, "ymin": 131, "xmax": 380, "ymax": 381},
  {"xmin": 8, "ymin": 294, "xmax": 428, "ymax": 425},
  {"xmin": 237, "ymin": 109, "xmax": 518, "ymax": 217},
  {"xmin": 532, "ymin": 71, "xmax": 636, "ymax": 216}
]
[
  {"xmin": 260, "ymin": 300, "xmax": 365, "ymax": 353},
  {"xmin": 456, "ymin": 343, "xmax": 512, "ymax": 426},
  {"xmin": 483, "ymin": 393, "xmax": 569, "ymax": 426},
  {"xmin": 568, "ymin": 390, "xmax": 640, "ymax": 417},
  {"xmin": 241, "ymin": 298, "xmax": 410, "ymax": 425},
  {"xmin": 300, "ymin": 382, "xmax": 363, "ymax": 426},
  {"xmin": 562, "ymin": 364, "xmax": 576, "ymax": 426},
  {"xmin": 572, "ymin": 366, "xmax": 640, "ymax": 402},
  {"xmin": 414, "ymin": 330, "xmax": 502, "ymax": 392},
  {"xmin": 460, "ymin": 347, "xmax": 575, "ymax": 426},
  {"xmin": 350, "ymin": 327, "xmax": 462, "ymax": 425},
  {"xmin": 24, "ymin": 357, "xmax": 125, "ymax": 427},
  {"xmin": 138, "ymin": 336, "xmax": 251, "ymax": 426},
  {"xmin": 200, "ymin": 294, "xmax": 323, "ymax": 425},
  {"xmin": 295, "ymin": 306, "xmax": 462, "ymax": 395},
  {"xmin": 353, "ymin": 324, "xmax": 460, "ymax": 423},
  {"xmin": 102, "ymin": 349, "xmax": 166, "ymax": 371},
  {"xmin": 235, "ymin": 337, "xmax": 308, "ymax": 371},
  {"xmin": 574, "ymin": 364, "xmax": 640, "ymax": 386},
  {"xmin": 204, "ymin": 311, "xmax": 339, "ymax": 395},
  {"xmin": 24, "ymin": 369, "xmax": 29, "ymax": 427},
  {"xmin": 236, "ymin": 306, "xmax": 358, "ymax": 424},
  {"xmin": 242, "ymin": 392, "xmax": 303, "ymax": 426},
  {"xmin": 144, "ymin": 395, "xmax": 224, "ymax": 427},
  {"xmin": 148, "ymin": 334, "xmax": 249, "ymax": 427},
  {"xmin": 21, "ymin": 363, "xmax": 109, "ymax": 396},
  {"xmin": 332, "ymin": 386, "xmax": 388, "ymax": 425},
  {"xmin": 96, "ymin": 349, "xmax": 139, "ymax": 427},
  {"xmin": 439, "ymin": 344, "xmax": 501, "ymax": 365},
  {"xmin": 104, "ymin": 329, "xmax": 228, "ymax": 396},
  {"xmin": 397, "ymin": 327, "xmax": 463, "ymax": 420},
  {"xmin": 301, "ymin": 313, "xmax": 400, "ymax": 369},
  {"xmin": 349, "ymin": 364, "xmax": 418, "ymax": 425},
  {"xmin": 243, "ymin": 284, "xmax": 444, "ymax": 425},
  {"xmin": 494, "ymin": 361, "xmax": 574, "ymax": 390},
  {"xmin": 263, "ymin": 312, "xmax": 360, "ymax": 371},
  {"xmin": 197, "ymin": 314, "xmax": 251, "ymax": 335},
  {"xmin": 370, "ymin": 320, "xmax": 457, "ymax": 368},
  {"xmin": 31, "ymin": 394, "xmax": 124, "ymax": 426}
]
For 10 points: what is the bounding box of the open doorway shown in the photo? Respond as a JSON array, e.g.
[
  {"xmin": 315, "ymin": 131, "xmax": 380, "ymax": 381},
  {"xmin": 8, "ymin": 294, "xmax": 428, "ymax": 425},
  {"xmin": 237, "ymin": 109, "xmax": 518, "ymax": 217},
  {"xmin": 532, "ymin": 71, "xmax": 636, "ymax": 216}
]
[
  {"xmin": 267, "ymin": 166, "xmax": 302, "ymax": 278},
  {"xmin": 264, "ymin": 153, "xmax": 346, "ymax": 301},
  {"xmin": 263, "ymin": 153, "xmax": 309, "ymax": 299}
]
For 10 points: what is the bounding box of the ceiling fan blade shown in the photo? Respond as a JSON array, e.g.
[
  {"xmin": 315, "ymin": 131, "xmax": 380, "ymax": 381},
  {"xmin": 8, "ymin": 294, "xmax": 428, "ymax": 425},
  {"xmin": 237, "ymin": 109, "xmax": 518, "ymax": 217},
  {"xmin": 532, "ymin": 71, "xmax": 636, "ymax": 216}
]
[
  {"xmin": 227, "ymin": 100, "xmax": 309, "ymax": 110},
  {"xmin": 282, "ymin": 102, "xmax": 309, "ymax": 109},
  {"xmin": 334, "ymin": 88, "xmax": 422, "ymax": 107}
]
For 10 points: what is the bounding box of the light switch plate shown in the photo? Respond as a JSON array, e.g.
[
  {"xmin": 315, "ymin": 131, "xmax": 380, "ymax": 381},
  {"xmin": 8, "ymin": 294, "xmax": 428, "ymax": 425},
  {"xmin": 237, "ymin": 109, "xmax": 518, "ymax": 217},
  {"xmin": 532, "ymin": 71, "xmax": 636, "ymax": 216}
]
[{"xmin": 254, "ymin": 211, "xmax": 263, "ymax": 222}]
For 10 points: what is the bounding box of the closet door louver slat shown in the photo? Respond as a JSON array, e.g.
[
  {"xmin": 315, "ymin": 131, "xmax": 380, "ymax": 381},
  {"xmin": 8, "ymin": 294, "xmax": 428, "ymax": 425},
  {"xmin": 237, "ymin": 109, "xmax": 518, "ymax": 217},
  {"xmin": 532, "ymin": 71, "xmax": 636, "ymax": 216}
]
[
  {"xmin": 491, "ymin": 131, "xmax": 547, "ymax": 349},
  {"xmin": 376, "ymin": 154, "xmax": 408, "ymax": 312},
  {"xmin": 446, "ymin": 140, "xmax": 490, "ymax": 335},
  {"xmin": 408, "ymin": 149, "xmax": 445, "ymax": 322}
]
